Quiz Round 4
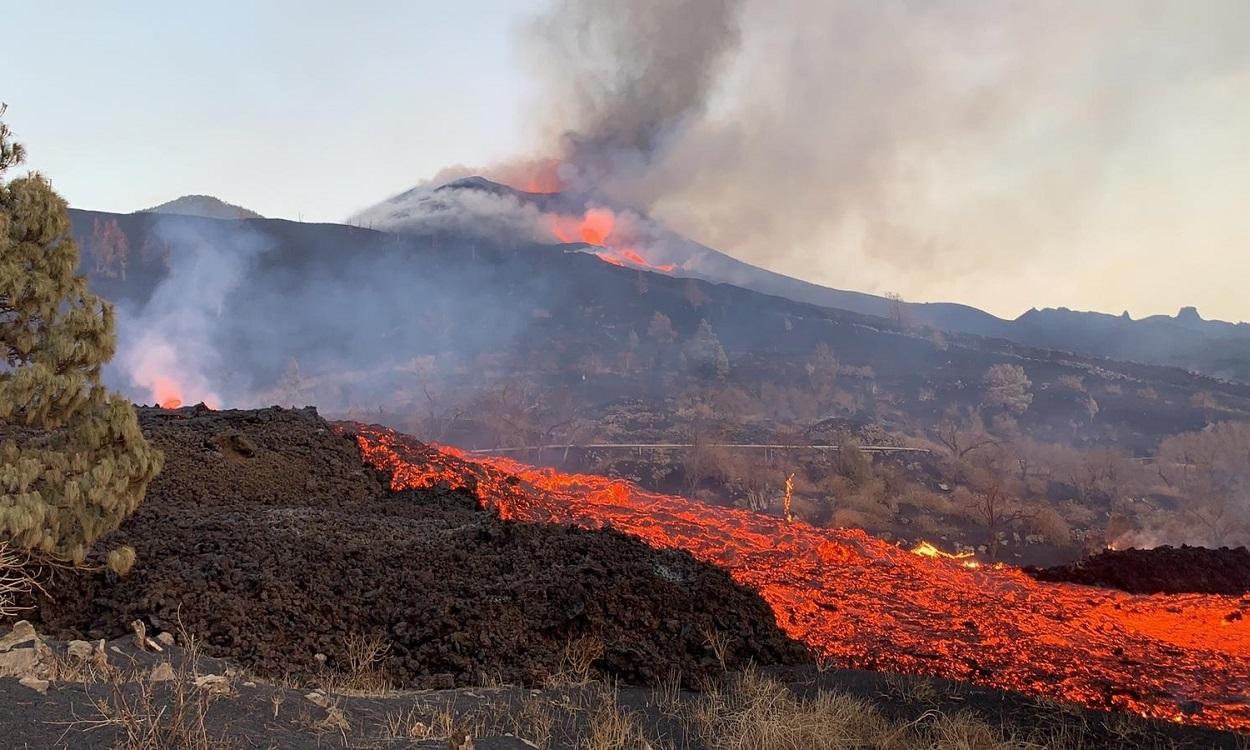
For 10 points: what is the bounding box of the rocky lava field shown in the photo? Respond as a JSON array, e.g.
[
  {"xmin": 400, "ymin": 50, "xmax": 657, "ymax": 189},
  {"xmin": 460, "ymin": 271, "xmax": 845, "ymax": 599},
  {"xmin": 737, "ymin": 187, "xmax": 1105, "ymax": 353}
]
[
  {"xmin": 31, "ymin": 406, "xmax": 803, "ymax": 689},
  {"xmin": 1029, "ymin": 546, "xmax": 1250, "ymax": 595}
]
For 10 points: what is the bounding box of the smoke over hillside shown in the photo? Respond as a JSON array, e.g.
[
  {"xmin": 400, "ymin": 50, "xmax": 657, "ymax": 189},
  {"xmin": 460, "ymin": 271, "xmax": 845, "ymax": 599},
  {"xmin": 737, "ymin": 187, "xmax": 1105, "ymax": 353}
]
[
  {"xmin": 427, "ymin": 0, "xmax": 1250, "ymax": 322},
  {"xmin": 515, "ymin": 0, "xmax": 743, "ymax": 196}
]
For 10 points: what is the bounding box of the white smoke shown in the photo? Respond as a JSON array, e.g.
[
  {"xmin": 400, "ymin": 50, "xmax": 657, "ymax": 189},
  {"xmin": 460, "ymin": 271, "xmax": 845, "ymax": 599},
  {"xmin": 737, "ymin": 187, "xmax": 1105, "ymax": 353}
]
[
  {"xmin": 349, "ymin": 180, "xmax": 552, "ymax": 243},
  {"xmin": 111, "ymin": 218, "xmax": 269, "ymax": 408}
]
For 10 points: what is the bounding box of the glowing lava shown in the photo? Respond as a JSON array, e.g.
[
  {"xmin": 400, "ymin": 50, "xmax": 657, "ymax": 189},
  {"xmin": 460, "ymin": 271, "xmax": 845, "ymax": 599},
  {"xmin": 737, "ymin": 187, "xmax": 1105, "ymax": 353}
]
[
  {"xmin": 911, "ymin": 541, "xmax": 980, "ymax": 569},
  {"xmin": 548, "ymin": 208, "xmax": 676, "ymax": 273},
  {"xmin": 152, "ymin": 376, "xmax": 183, "ymax": 410},
  {"xmin": 349, "ymin": 424, "xmax": 1250, "ymax": 732}
]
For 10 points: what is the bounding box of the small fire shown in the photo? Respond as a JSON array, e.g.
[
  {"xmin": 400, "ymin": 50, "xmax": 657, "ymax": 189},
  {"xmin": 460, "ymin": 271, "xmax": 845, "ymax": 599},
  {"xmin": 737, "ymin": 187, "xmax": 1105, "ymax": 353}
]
[
  {"xmin": 129, "ymin": 341, "xmax": 219, "ymax": 410},
  {"xmin": 548, "ymin": 208, "xmax": 676, "ymax": 273},
  {"xmin": 911, "ymin": 540, "xmax": 980, "ymax": 569},
  {"xmin": 152, "ymin": 376, "xmax": 184, "ymax": 410}
]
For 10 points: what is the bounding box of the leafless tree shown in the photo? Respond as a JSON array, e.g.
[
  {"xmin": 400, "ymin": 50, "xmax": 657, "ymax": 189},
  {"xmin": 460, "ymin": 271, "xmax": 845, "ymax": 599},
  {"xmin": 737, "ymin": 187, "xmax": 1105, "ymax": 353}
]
[
  {"xmin": 475, "ymin": 379, "xmax": 540, "ymax": 449},
  {"xmin": 682, "ymin": 430, "xmax": 729, "ymax": 496},
  {"xmin": 805, "ymin": 342, "xmax": 839, "ymax": 407},
  {"xmin": 412, "ymin": 370, "xmax": 465, "ymax": 443},
  {"xmin": 961, "ymin": 445, "xmax": 1031, "ymax": 560},
  {"xmin": 933, "ymin": 411, "xmax": 998, "ymax": 459},
  {"xmin": 1154, "ymin": 422, "xmax": 1250, "ymax": 545}
]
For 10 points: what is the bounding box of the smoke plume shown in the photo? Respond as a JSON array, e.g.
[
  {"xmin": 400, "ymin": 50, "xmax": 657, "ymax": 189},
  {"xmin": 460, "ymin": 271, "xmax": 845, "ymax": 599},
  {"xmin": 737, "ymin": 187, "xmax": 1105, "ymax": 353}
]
[
  {"xmin": 515, "ymin": 0, "xmax": 744, "ymax": 199},
  {"xmin": 511, "ymin": 0, "xmax": 1250, "ymax": 320}
]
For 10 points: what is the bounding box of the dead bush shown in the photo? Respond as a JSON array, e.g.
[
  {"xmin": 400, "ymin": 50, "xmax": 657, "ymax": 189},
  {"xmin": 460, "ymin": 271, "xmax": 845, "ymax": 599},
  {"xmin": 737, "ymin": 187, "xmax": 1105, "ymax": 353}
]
[
  {"xmin": 0, "ymin": 542, "xmax": 37, "ymax": 618},
  {"xmin": 834, "ymin": 436, "xmax": 874, "ymax": 485},
  {"xmin": 80, "ymin": 632, "xmax": 228, "ymax": 750},
  {"xmin": 693, "ymin": 669, "xmax": 1041, "ymax": 750},
  {"xmin": 1028, "ymin": 506, "xmax": 1073, "ymax": 546},
  {"xmin": 547, "ymin": 635, "xmax": 606, "ymax": 687}
]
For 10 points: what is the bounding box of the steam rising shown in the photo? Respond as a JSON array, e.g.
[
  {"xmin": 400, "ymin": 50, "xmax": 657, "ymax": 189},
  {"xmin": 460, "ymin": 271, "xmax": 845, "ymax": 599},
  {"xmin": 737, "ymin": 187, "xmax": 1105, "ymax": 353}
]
[
  {"xmin": 113, "ymin": 219, "xmax": 270, "ymax": 408},
  {"xmin": 103, "ymin": 213, "xmax": 550, "ymax": 415}
]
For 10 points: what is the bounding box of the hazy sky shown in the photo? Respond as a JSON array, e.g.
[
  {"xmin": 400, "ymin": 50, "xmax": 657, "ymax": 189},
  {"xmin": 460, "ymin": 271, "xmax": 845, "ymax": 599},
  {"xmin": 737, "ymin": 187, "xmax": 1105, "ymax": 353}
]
[{"xmin": 6, "ymin": 1, "xmax": 1249, "ymax": 323}]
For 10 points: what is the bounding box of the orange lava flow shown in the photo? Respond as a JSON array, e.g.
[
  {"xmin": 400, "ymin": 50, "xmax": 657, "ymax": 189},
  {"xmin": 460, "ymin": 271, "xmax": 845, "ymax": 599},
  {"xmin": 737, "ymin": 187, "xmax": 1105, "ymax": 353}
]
[
  {"xmin": 548, "ymin": 208, "xmax": 675, "ymax": 273},
  {"xmin": 350, "ymin": 424, "xmax": 1250, "ymax": 732}
]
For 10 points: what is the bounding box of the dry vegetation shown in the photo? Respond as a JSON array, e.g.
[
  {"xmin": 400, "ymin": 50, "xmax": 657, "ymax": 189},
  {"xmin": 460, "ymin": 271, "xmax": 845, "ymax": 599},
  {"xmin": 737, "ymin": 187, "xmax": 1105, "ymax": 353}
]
[
  {"xmin": 357, "ymin": 667, "xmax": 1130, "ymax": 749},
  {"xmin": 3, "ymin": 623, "xmax": 1229, "ymax": 750},
  {"xmin": 0, "ymin": 542, "xmax": 38, "ymax": 618},
  {"xmin": 66, "ymin": 631, "xmax": 229, "ymax": 750}
]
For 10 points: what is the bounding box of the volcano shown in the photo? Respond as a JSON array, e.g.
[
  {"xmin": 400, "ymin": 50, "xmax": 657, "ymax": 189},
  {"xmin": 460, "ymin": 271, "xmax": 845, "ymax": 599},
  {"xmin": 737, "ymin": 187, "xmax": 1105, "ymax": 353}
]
[{"xmin": 353, "ymin": 176, "xmax": 1250, "ymax": 383}]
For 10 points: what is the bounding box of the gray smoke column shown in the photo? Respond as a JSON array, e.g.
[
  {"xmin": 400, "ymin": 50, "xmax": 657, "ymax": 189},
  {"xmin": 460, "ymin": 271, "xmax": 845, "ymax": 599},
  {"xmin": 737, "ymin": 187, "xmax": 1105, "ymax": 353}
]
[
  {"xmin": 518, "ymin": 0, "xmax": 744, "ymax": 199},
  {"xmin": 512, "ymin": 0, "xmax": 1250, "ymax": 321}
]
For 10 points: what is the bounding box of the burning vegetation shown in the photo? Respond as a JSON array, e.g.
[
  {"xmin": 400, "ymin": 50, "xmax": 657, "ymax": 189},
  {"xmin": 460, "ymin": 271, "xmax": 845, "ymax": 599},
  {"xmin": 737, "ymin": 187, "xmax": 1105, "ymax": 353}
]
[{"xmin": 353, "ymin": 424, "xmax": 1250, "ymax": 732}]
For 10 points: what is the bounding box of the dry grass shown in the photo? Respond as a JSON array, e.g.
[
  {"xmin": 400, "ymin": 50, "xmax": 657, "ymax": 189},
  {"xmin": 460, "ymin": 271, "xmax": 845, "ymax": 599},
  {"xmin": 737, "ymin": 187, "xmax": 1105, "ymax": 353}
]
[
  {"xmin": 318, "ymin": 632, "xmax": 392, "ymax": 695},
  {"xmin": 584, "ymin": 698, "xmax": 653, "ymax": 750},
  {"xmin": 508, "ymin": 695, "xmax": 557, "ymax": 749},
  {"xmin": 880, "ymin": 672, "xmax": 942, "ymax": 706},
  {"xmin": 376, "ymin": 700, "xmax": 491, "ymax": 745},
  {"xmin": 693, "ymin": 669, "xmax": 892, "ymax": 749},
  {"xmin": 702, "ymin": 627, "xmax": 733, "ymax": 671},
  {"xmin": 75, "ymin": 631, "xmax": 231, "ymax": 750},
  {"xmin": 691, "ymin": 668, "xmax": 1051, "ymax": 750},
  {"xmin": 655, "ymin": 668, "xmax": 684, "ymax": 715}
]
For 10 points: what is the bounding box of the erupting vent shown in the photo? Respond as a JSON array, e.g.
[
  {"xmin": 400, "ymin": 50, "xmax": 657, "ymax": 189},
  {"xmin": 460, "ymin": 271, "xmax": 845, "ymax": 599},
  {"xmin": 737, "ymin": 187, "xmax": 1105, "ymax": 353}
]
[
  {"xmin": 351, "ymin": 424, "xmax": 1250, "ymax": 731},
  {"xmin": 547, "ymin": 207, "xmax": 676, "ymax": 272}
]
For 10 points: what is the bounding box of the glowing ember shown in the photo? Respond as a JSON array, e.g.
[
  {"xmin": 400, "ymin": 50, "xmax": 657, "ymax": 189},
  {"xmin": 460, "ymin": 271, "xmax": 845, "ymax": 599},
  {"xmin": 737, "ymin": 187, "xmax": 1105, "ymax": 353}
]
[
  {"xmin": 349, "ymin": 424, "xmax": 1250, "ymax": 732},
  {"xmin": 911, "ymin": 541, "xmax": 980, "ymax": 569}
]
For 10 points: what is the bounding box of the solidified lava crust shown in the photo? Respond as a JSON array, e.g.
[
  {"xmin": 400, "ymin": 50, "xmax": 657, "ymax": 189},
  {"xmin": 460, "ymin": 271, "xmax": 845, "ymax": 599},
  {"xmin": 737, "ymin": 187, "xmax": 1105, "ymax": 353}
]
[
  {"xmin": 30, "ymin": 407, "xmax": 805, "ymax": 689},
  {"xmin": 1027, "ymin": 546, "xmax": 1250, "ymax": 596}
]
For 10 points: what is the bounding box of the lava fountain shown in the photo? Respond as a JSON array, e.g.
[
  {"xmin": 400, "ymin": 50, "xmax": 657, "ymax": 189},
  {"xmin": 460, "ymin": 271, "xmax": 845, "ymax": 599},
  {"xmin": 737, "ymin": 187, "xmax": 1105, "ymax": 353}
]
[
  {"xmin": 548, "ymin": 208, "xmax": 676, "ymax": 273},
  {"xmin": 348, "ymin": 424, "xmax": 1250, "ymax": 732}
]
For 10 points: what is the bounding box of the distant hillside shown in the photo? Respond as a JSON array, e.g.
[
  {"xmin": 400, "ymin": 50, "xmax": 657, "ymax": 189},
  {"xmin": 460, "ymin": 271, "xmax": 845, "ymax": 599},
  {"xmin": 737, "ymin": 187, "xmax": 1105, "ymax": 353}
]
[
  {"xmin": 67, "ymin": 207, "xmax": 1250, "ymax": 455},
  {"xmin": 140, "ymin": 194, "xmax": 263, "ymax": 220},
  {"xmin": 354, "ymin": 177, "xmax": 1250, "ymax": 383}
]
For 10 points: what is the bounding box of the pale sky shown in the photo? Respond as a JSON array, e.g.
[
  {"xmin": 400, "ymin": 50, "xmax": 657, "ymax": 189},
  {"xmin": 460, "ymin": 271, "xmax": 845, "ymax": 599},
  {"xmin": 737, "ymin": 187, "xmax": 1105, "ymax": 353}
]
[
  {"xmin": 6, "ymin": 1, "xmax": 1249, "ymax": 323},
  {"xmin": 6, "ymin": 1, "xmax": 543, "ymax": 220}
]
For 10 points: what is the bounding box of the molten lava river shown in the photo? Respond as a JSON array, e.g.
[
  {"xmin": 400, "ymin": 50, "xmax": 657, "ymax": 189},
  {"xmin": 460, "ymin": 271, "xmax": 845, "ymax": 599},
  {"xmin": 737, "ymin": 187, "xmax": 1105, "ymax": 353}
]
[{"xmin": 350, "ymin": 425, "xmax": 1250, "ymax": 732}]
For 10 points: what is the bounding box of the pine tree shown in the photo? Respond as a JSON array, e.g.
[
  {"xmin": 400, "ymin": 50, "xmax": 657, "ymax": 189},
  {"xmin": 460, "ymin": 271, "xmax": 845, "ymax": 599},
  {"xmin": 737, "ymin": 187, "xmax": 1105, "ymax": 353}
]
[
  {"xmin": 0, "ymin": 107, "xmax": 162, "ymax": 568},
  {"xmin": 682, "ymin": 319, "xmax": 729, "ymax": 381}
]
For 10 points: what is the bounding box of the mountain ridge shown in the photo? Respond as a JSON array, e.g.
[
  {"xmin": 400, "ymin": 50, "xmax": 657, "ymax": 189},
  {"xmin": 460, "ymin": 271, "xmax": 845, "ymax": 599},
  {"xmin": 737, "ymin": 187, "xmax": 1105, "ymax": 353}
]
[
  {"xmin": 140, "ymin": 194, "xmax": 263, "ymax": 220},
  {"xmin": 352, "ymin": 176, "xmax": 1250, "ymax": 383}
]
